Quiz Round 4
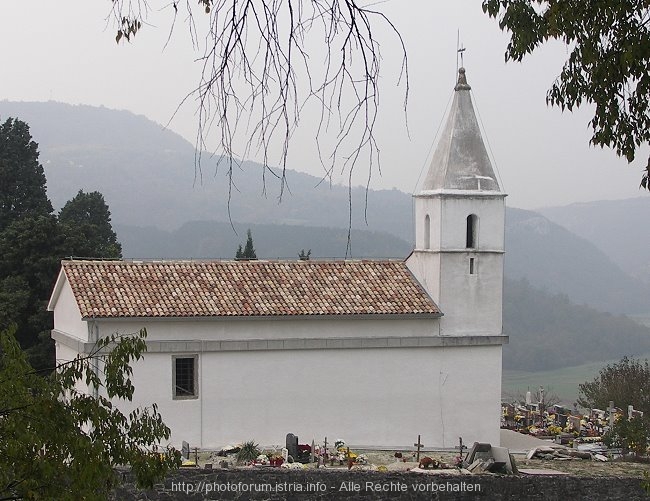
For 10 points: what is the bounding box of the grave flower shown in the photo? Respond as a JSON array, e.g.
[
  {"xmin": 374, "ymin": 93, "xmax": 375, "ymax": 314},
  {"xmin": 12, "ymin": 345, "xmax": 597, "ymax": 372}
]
[{"xmin": 268, "ymin": 453, "xmax": 284, "ymax": 467}]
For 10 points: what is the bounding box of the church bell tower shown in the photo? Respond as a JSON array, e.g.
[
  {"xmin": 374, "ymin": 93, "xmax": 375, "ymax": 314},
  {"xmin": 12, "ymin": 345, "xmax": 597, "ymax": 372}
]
[{"xmin": 406, "ymin": 67, "xmax": 506, "ymax": 337}]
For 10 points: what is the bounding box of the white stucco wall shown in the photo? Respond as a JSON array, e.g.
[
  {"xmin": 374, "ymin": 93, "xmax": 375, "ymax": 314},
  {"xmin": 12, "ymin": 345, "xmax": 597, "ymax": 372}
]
[
  {"xmin": 414, "ymin": 194, "xmax": 505, "ymax": 253},
  {"xmin": 407, "ymin": 252, "xmax": 503, "ymax": 336},
  {"xmin": 436, "ymin": 195, "xmax": 505, "ymax": 251},
  {"xmin": 415, "ymin": 197, "xmax": 443, "ymax": 251},
  {"xmin": 55, "ymin": 341, "xmax": 80, "ymax": 366},
  {"xmin": 95, "ymin": 316, "xmax": 440, "ymax": 343},
  {"xmin": 113, "ymin": 342, "xmax": 502, "ymax": 449},
  {"xmin": 52, "ymin": 279, "xmax": 88, "ymax": 341},
  {"xmin": 54, "ymin": 339, "xmax": 92, "ymax": 396},
  {"xmin": 409, "ymin": 192, "xmax": 505, "ymax": 337}
]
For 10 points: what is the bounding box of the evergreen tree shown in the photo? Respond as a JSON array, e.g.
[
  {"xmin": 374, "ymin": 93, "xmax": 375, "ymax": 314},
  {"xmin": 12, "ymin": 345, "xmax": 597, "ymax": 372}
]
[
  {"xmin": 59, "ymin": 190, "xmax": 122, "ymax": 258},
  {"xmin": 0, "ymin": 119, "xmax": 123, "ymax": 369},
  {"xmin": 235, "ymin": 229, "xmax": 257, "ymax": 259},
  {"xmin": 0, "ymin": 119, "xmax": 60, "ymax": 359},
  {"xmin": 243, "ymin": 229, "xmax": 257, "ymax": 259},
  {"xmin": 0, "ymin": 118, "xmax": 53, "ymax": 232}
]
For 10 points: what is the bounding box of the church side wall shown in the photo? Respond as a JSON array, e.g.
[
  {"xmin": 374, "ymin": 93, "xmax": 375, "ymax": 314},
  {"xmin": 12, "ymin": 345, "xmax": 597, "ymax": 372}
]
[
  {"xmin": 95, "ymin": 317, "xmax": 440, "ymax": 342},
  {"xmin": 111, "ymin": 342, "xmax": 502, "ymax": 450},
  {"xmin": 52, "ymin": 280, "xmax": 88, "ymax": 341},
  {"xmin": 54, "ymin": 340, "xmax": 91, "ymax": 397}
]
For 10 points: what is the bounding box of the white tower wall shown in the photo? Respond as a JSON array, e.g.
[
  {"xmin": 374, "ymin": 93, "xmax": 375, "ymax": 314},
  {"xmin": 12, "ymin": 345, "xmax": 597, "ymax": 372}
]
[{"xmin": 406, "ymin": 67, "xmax": 506, "ymax": 339}]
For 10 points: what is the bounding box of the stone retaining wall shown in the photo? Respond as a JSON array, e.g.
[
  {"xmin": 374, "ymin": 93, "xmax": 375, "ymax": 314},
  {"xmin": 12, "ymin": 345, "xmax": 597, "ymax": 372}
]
[{"xmin": 112, "ymin": 468, "xmax": 648, "ymax": 500}]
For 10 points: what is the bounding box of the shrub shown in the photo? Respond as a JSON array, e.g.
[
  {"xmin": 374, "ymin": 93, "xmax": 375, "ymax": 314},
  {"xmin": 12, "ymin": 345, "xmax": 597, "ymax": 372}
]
[
  {"xmin": 602, "ymin": 416, "xmax": 650, "ymax": 457},
  {"xmin": 236, "ymin": 440, "xmax": 261, "ymax": 464}
]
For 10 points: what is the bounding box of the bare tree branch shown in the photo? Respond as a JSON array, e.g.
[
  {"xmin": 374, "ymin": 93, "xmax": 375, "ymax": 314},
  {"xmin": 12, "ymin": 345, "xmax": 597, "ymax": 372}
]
[{"xmin": 109, "ymin": 1, "xmax": 408, "ymax": 247}]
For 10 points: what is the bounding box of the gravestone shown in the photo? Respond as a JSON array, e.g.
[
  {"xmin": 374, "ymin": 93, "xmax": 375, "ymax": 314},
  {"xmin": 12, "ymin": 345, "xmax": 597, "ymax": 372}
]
[
  {"xmin": 181, "ymin": 441, "xmax": 190, "ymax": 460},
  {"xmin": 281, "ymin": 448, "xmax": 289, "ymax": 463},
  {"xmin": 490, "ymin": 446, "xmax": 515, "ymax": 474},
  {"xmin": 608, "ymin": 401, "xmax": 616, "ymax": 428},
  {"xmin": 286, "ymin": 433, "xmax": 298, "ymax": 461},
  {"xmin": 465, "ymin": 442, "xmax": 514, "ymax": 474},
  {"xmin": 465, "ymin": 442, "xmax": 492, "ymax": 466}
]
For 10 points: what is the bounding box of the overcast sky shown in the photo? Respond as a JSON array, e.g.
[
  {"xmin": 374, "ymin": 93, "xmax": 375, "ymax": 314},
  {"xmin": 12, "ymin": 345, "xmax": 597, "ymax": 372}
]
[{"xmin": 1, "ymin": 1, "xmax": 647, "ymax": 210}]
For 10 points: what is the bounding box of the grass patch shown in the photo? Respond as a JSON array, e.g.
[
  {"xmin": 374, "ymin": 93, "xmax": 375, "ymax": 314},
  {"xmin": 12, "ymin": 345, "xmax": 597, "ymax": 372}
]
[{"xmin": 503, "ymin": 352, "xmax": 650, "ymax": 406}]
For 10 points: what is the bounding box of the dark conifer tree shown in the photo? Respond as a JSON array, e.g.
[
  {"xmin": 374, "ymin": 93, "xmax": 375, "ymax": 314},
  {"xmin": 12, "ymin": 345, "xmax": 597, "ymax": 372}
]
[
  {"xmin": 59, "ymin": 190, "xmax": 122, "ymax": 258},
  {"xmin": 243, "ymin": 229, "xmax": 256, "ymax": 259},
  {"xmin": 234, "ymin": 229, "xmax": 257, "ymax": 259},
  {"xmin": 0, "ymin": 119, "xmax": 122, "ymax": 369},
  {"xmin": 0, "ymin": 118, "xmax": 53, "ymax": 232}
]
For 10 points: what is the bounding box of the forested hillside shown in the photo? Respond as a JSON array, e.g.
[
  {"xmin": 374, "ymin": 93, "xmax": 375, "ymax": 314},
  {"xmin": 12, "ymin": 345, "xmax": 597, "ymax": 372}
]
[
  {"xmin": 116, "ymin": 221, "xmax": 411, "ymax": 259},
  {"xmin": 540, "ymin": 197, "xmax": 650, "ymax": 284},
  {"xmin": 505, "ymin": 208, "xmax": 650, "ymax": 314},
  {"xmin": 502, "ymin": 279, "xmax": 650, "ymax": 371}
]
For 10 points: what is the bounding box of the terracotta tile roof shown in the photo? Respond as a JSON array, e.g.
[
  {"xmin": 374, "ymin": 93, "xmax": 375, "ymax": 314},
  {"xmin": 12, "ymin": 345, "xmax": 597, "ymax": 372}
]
[{"xmin": 60, "ymin": 260, "xmax": 440, "ymax": 318}]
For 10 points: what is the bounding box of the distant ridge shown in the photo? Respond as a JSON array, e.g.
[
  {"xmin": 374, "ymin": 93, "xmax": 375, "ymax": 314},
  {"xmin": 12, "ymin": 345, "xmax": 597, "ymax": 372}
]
[
  {"xmin": 540, "ymin": 197, "xmax": 650, "ymax": 284},
  {"xmin": 2, "ymin": 100, "xmax": 648, "ymax": 316}
]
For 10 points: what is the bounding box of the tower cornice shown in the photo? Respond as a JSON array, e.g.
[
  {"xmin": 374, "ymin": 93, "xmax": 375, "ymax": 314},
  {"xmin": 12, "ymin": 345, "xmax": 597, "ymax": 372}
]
[{"xmin": 414, "ymin": 190, "xmax": 507, "ymax": 199}]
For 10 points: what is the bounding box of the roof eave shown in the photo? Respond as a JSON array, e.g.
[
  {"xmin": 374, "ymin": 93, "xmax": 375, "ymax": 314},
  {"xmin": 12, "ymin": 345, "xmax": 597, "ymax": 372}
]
[
  {"xmin": 46, "ymin": 266, "xmax": 68, "ymax": 312},
  {"xmin": 80, "ymin": 312, "xmax": 443, "ymax": 322}
]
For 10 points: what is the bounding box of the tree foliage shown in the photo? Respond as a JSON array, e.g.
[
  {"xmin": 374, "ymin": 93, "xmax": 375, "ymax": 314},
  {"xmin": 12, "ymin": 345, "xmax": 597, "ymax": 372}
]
[
  {"xmin": 0, "ymin": 118, "xmax": 53, "ymax": 232},
  {"xmin": 108, "ymin": 0, "xmax": 407, "ymax": 206},
  {"xmin": 0, "ymin": 118, "xmax": 123, "ymax": 368},
  {"xmin": 59, "ymin": 190, "xmax": 122, "ymax": 259},
  {"xmin": 602, "ymin": 415, "xmax": 650, "ymax": 456},
  {"xmin": 0, "ymin": 118, "xmax": 61, "ymax": 357},
  {"xmin": 482, "ymin": 0, "xmax": 650, "ymax": 189},
  {"xmin": 236, "ymin": 229, "xmax": 257, "ymax": 259},
  {"xmin": 0, "ymin": 326, "xmax": 180, "ymax": 500},
  {"xmin": 578, "ymin": 356, "xmax": 650, "ymax": 413}
]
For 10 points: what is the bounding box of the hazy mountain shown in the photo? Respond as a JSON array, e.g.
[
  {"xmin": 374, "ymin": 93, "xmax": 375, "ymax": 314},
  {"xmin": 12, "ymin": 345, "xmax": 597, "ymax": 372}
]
[
  {"xmin": 539, "ymin": 197, "xmax": 650, "ymax": 284},
  {"xmin": 503, "ymin": 278, "xmax": 650, "ymax": 371},
  {"xmin": 116, "ymin": 221, "xmax": 411, "ymax": 260},
  {"xmin": 0, "ymin": 100, "xmax": 413, "ymax": 241},
  {"xmin": 3, "ymin": 100, "xmax": 648, "ymax": 315},
  {"xmin": 505, "ymin": 207, "xmax": 650, "ymax": 315}
]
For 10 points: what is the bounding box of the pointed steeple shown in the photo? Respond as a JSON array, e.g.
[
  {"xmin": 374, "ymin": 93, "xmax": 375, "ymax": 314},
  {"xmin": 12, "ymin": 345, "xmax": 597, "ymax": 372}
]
[{"xmin": 421, "ymin": 68, "xmax": 501, "ymax": 192}]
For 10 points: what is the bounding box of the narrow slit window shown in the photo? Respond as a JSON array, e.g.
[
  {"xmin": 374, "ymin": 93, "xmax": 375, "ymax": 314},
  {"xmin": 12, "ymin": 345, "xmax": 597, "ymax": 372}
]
[
  {"xmin": 424, "ymin": 215, "xmax": 430, "ymax": 249},
  {"xmin": 173, "ymin": 355, "xmax": 198, "ymax": 399},
  {"xmin": 469, "ymin": 257, "xmax": 475, "ymax": 275},
  {"xmin": 466, "ymin": 214, "xmax": 477, "ymax": 249}
]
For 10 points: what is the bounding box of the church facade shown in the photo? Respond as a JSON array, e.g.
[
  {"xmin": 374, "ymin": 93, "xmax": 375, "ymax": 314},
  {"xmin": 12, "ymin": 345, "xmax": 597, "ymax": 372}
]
[{"xmin": 48, "ymin": 68, "xmax": 507, "ymax": 449}]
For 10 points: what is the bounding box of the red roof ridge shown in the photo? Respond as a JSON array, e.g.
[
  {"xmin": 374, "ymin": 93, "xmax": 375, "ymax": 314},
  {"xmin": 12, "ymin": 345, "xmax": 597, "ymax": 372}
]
[{"xmin": 59, "ymin": 259, "xmax": 440, "ymax": 319}]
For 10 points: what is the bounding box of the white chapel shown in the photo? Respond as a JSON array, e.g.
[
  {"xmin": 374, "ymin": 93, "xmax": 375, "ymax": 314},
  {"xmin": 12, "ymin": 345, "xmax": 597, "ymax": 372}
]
[{"xmin": 48, "ymin": 68, "xmax": 507, "ymax": 449}]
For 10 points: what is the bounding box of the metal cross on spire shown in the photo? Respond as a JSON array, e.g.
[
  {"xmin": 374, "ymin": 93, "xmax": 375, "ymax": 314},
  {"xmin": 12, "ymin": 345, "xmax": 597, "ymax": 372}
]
[{"xmin": 456, "ymin": 29, "xmax": 467, "ymax": 79}]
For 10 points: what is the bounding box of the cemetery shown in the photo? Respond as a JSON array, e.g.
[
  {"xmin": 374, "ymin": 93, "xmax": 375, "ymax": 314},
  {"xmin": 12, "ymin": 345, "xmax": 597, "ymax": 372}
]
[
  {"xmin": 110, "ymin": 429, "xmax": 649, "ymax": 500},
  {"xmin": 170, "ymin": 426, "xmax": 648, "ymax": 477}
]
